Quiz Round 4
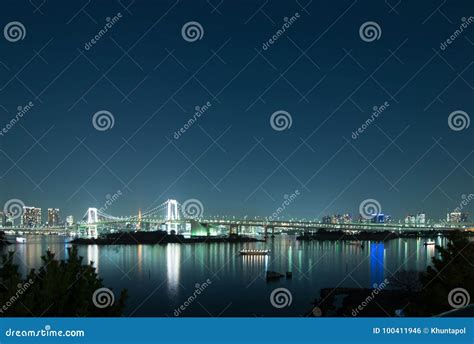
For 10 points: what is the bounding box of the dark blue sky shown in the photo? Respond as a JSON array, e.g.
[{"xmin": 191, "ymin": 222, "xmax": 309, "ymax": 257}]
[{"xmin": 1, "ymin": 0, "xmax": 473, "ymax": 221}]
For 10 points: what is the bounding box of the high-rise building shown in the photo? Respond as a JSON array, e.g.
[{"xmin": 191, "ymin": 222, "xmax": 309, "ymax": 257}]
[
  {"xmin": 447, "ymin": 212, "xmax": 462, "ymax": 223},
  {"xmin": 330, "ymin": 214, "xmax": 353, "ymax": 224},
  {"xmin": 358, "ymin": 215, "xmax": 370, "ymax": 223},
  {"xmin": 371, "ymin": 213, "xmax": 385, "ymax": 223},
  {"xmin": 322, "ymin": 215, "xmax": 331, "ymax": 224},
  {"xmin": 0, "ymin": 211, "xmax": 5, "ymax": 227},
  {"xmin": 342, "ymin": 213, "xmax": 353, "ymax": 223},
  {"xmin": 47, "ymin": 208, "xmax": 60, "ymax": 226},
  {"xmin": 405, "ymin": 215, "xmax": 416, "ymax": 224},
  {"xmin": 22, "ymin": 207, "xmax": 41, "ymax": 227},
  {"xmin": 66, "ymin": 215, "xmax": 74, "ymax": 227},
  {"xmin": 416, "ymin": 213, "xmax": 426, "ymax": 225},
  {"xmin": 5, "ymin": 212, "xmax": 14, "ymax": 227}
]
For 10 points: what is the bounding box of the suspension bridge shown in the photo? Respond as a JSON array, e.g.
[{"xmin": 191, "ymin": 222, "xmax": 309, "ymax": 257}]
[{"xmin": 78, "ymin": 199, "xmax": 472, "ymax": 239}]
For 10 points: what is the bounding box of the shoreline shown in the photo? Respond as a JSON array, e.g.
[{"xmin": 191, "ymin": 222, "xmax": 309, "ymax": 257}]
[
  {"xmin": 70, "ymin": 231, "xmax": 264, "ymax": 245},
  {"xmin": 296, "ymin": 229, "xmax": 468, "ymax": 241}
]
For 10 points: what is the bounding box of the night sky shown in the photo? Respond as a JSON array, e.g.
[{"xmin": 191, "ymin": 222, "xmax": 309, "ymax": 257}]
[{"xmin": 1, "ymin": 0, "xmax": 473, "ymax": 221}]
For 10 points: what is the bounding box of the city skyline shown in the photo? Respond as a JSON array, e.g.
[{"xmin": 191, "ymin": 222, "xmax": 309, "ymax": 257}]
[{"xmin": 1, "ymin": 196, "xmax": 472, "ymax": 226}]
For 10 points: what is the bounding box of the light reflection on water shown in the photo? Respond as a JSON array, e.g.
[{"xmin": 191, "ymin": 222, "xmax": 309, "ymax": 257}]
[
  {"xmin": 166, "ymin": 244, "xmax": 180, "ymax": 296},
  {"xmin": 1, "ymin": 235, "xmax": 445, "ymax": 316}
]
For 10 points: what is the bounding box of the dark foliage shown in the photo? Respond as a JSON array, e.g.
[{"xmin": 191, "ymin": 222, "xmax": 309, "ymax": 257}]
[
  {"xmin": 0, "ymin": 247, "xmax": 127, "ymax": 316},
  {"xmin": 407, "ymin": 231, "xmax": 474, "ymax": 316}
]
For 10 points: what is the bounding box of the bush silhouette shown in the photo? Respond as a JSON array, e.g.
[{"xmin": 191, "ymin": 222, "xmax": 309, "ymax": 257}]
[
  {"xmin": 408, "ymin": 231, "xmax": 474, "ymax": 316},
  {"xmin": 0, "ymin": 246, "xmax": 127, "ymax": 316}
]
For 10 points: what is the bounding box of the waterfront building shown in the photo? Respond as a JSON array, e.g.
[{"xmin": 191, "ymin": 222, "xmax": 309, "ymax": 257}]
[
  {"xmin": 371, "ymin": 213, "xmax": 385, "ymax": 224},
  {"xmin": 47, "ymin": 208, "xmax": 60, "ymax": 226},
  {"xmin": 322, "ymin": 215, "xmax": 331, "ymax": 224},
  {"xmin": 5, "ymin": 213, "xmax": 14, "ymax": 227},
  {"xmin": 358, "ymin": 215, "xmax": 370, "ymax": 223},
  {"xmin": 341, "ymin": 213, "xmax": 352, "ymax": 223},
  {"xmin": 331, "ymin": 214, "xmax": 341, "ymax": 224},
  {"xmin": 328, "ymin": 214, "xmax": 353, "ymax": 224},
  {"xmin": 22, "ymin": 207, "xmax": 42, "ymax": 227},
  {"xmin": 66, "ymin": 215, "xmax": 74, "ymax": 226},
  {"xmin": 447, "ymin": 212, "xmax": 462, "ymax": 223},
  {"xmin": 447, "ymin": 212, "xmax": 468, "ymax": 223},
  {"xmin": 416, "ymin": 213, "xmax": 426, "ymax": 225},
  {"xmin": 405, "ymin": 215, "xmax": 416, "ymax": 224}
]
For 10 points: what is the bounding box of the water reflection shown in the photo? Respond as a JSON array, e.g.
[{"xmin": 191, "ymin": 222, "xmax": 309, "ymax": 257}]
[
  {"xmin": 166, "ymin": 244, "xmax": 181, "ymax": 296},
  {"xmin": 1, "ymin": 235, "xmax": 449, "ymax": 316},
  {"xmin": 87, "ymin": 245, "xmax": 99, "ymax": 274},
  {"xmin": 370, "ymin": 243, "xmax": 384, "ymax": 287},
  {"xmin": 241, "ymin": 255, "xmax": 268, "ymax": 277},
  {"xmin": 137, "ymin": 245, "xmax": 143, "ymax": 275}
]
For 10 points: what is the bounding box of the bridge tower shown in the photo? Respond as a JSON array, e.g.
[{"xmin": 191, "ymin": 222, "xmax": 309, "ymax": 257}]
[
  {"xmin": 166, "ymin": 199, "xmax": 179, "ymax": 221},
  {"xmin": 137, "ymin": 208, "xmax": 142, "ymax": 231},
  {"xmin": 86, "ymin": 207, "xmax": 98, "ymax": 238},
  {"xmin": 166, "ymin": 199, "xmax": 180, "ymax": 234},
  {"xmin": 87, "ymin": 208, "xmax": 98, "ymax": 224}
]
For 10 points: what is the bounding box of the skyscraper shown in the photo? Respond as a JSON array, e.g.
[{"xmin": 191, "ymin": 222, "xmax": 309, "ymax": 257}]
[
  {"xmin": 22, "ymin": 207, "xmax": 42, "ymax": 227},
  {"xmin": 47, "ymin": 208, "xmax": 60, "ymax": 226},
  {"xmin": 371, "ymin": 213, "xmax": 385, "ymax": 224},
  {"xmin": 0, "ymin": 211, "xmax": 5, "ymax": 227},
  {"xmin": 416, "ymin": 213, "xmax": 426, "ymax": 225},
  {"xmin": 66, "ymin": 215, "xmax": 74, "ymax": 227},
  {"xmin": 405, "ymin": 215, "xmax": 416, "ymax": 224},
  {"xmin": 5, "ymin": 213, "xmax": 14, "ymax": 227},
  {"xmin": 447, "ymin": 212, "xmax": 462, "ymax": 223}
]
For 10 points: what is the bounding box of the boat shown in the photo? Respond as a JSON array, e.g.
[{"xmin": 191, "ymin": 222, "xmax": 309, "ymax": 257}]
[
  {"xmin": 266, "ymin": 271, "xmax": 284, "ymax": 281},
  {"xmin": 239, "ymin": 249, "xmax": 270, "ymax": 256},
  {"xmin": 423, "ymin": 241, "xmax": 435, "ymax": 246},
  {"xmin": 16, "ymin": 237, "xmax": 27, "ymax": 244}
]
